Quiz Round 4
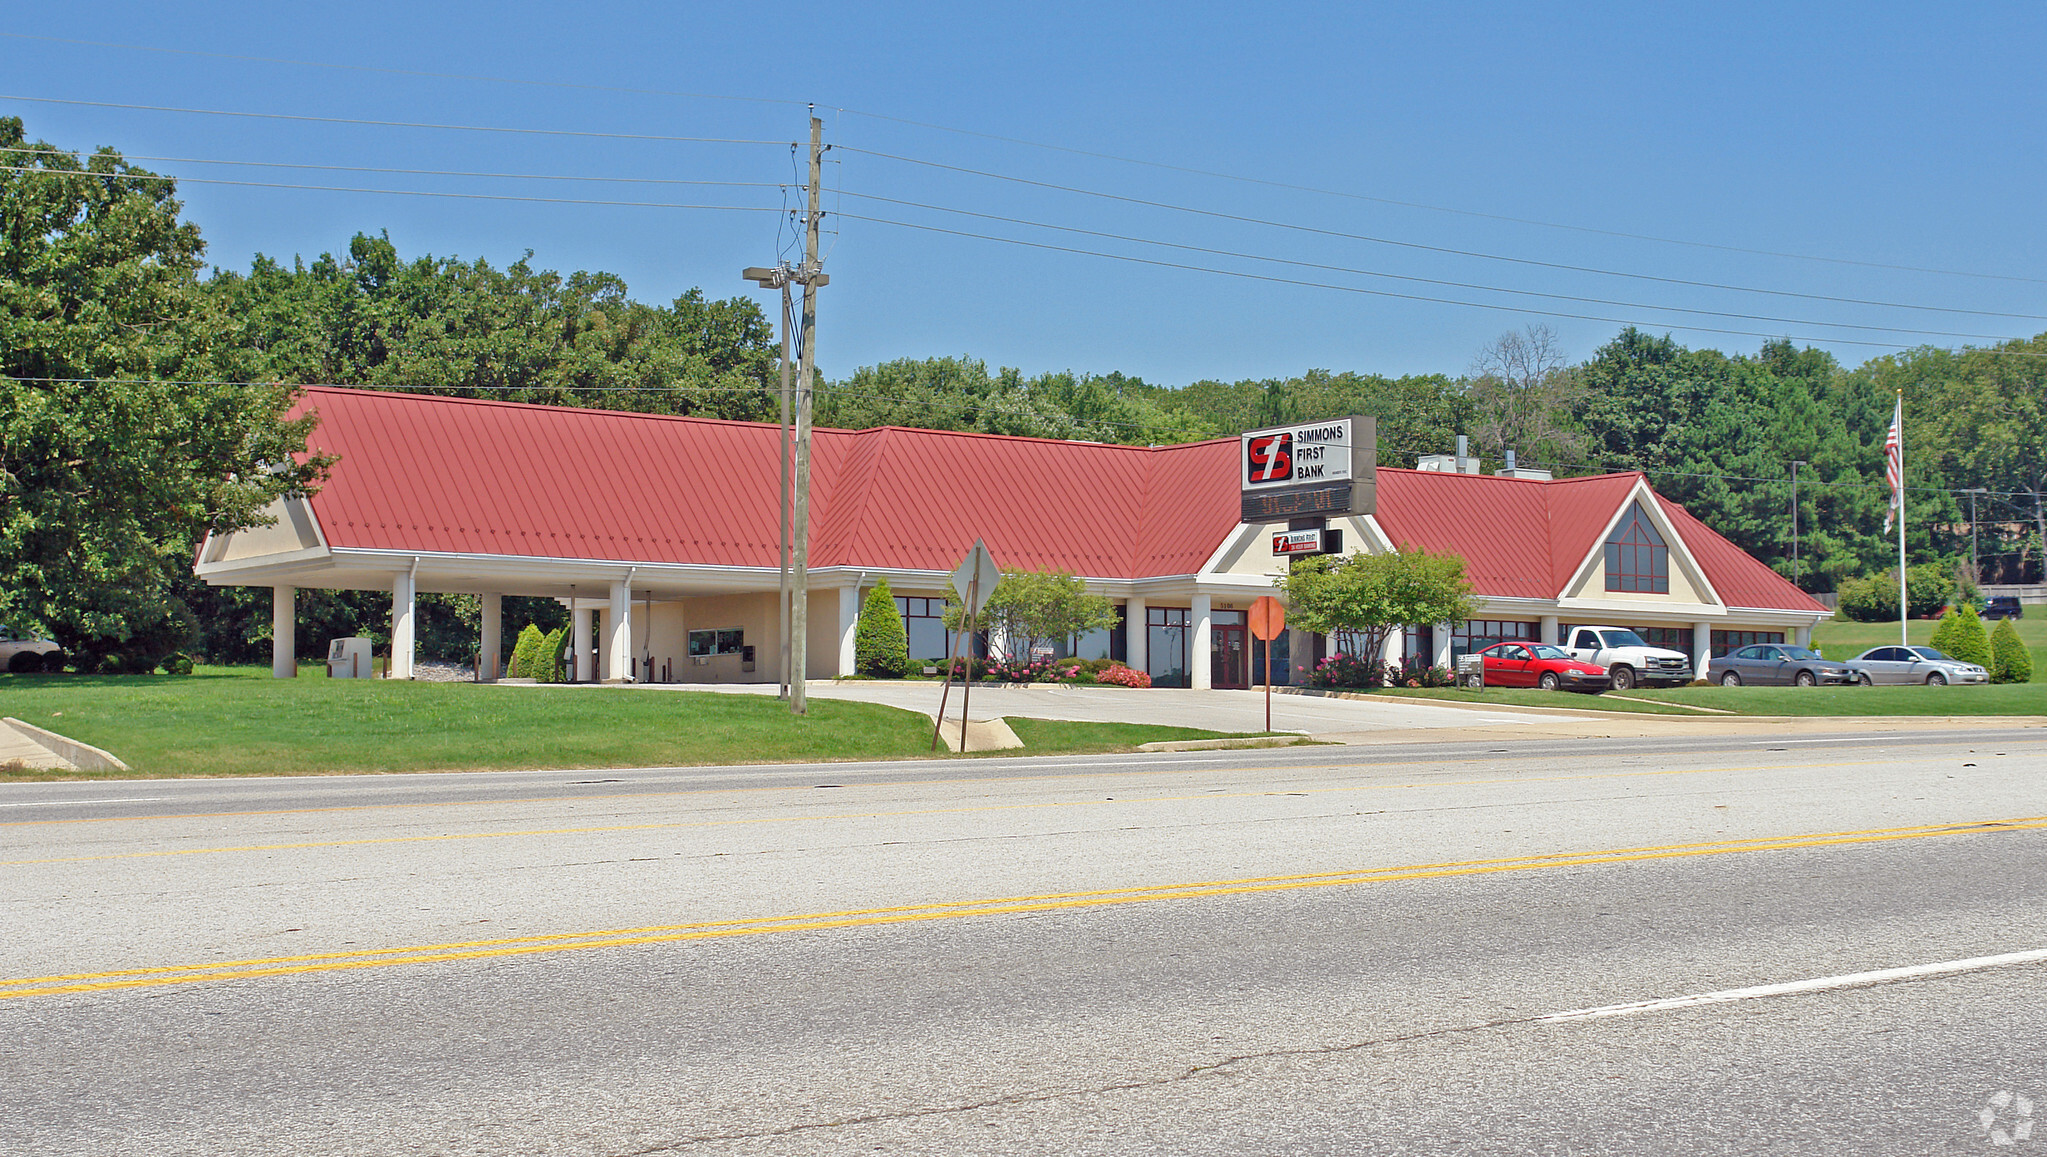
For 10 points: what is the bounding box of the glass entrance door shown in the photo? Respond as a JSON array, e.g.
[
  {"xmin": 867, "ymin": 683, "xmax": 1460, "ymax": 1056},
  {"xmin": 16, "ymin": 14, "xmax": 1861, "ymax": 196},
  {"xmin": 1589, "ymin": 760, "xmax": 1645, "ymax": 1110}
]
[{"xmin": 1212, "ymin": 624, "xmax": 1248, "ymax": 689}]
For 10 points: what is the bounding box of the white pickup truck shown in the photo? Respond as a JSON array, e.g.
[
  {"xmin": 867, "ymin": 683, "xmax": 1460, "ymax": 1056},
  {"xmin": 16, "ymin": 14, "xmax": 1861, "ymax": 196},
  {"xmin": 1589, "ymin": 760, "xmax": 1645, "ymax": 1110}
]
[{"xmin": 1561, "ymin": 625, "xmax": 1693, "ymax": 691}]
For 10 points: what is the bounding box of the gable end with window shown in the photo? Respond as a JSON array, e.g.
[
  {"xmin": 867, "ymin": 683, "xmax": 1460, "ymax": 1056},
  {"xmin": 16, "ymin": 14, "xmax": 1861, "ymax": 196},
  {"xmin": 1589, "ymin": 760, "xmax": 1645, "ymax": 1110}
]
[{"xmin": 1604, "ymin": 501, "xmax": 1669, "ymax": 593}]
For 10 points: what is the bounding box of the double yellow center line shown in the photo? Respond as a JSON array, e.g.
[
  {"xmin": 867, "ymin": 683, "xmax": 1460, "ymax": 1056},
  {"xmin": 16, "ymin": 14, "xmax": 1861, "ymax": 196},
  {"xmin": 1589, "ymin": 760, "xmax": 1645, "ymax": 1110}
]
[{"xmin": 7, "ymin": 814, "xmax": 2041, "ymax": 1002}]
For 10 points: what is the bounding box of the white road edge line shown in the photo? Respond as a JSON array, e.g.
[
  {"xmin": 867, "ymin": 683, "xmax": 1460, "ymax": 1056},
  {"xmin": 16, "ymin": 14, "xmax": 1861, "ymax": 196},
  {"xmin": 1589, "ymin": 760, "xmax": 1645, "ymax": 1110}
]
[
  {"xmin": 0, "ymin": 797, "xmax": 167, "ymax": 808},
  {"xmin": 1539, "ymin": 947, "xmax": 2047, "ymax": 1023}
]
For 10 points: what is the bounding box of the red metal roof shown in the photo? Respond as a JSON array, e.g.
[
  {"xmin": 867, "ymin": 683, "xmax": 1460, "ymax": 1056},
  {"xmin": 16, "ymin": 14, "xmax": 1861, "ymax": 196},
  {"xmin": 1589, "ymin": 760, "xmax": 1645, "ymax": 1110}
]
[
  {"xmin": 293, "ymin": 387, "xmax": 1239, "ymax": 579},
  {"xmin": 288, "ymin": 387, "xmax": 1824, "ymax": 612}
]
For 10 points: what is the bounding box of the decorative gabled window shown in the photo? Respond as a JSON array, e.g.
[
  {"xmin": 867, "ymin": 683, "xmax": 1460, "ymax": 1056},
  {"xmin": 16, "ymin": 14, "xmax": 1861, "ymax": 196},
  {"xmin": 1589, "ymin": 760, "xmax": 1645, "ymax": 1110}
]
[{"xmin": 1604, "ymin": 502, "xmax": 1669, "ymax": 593}]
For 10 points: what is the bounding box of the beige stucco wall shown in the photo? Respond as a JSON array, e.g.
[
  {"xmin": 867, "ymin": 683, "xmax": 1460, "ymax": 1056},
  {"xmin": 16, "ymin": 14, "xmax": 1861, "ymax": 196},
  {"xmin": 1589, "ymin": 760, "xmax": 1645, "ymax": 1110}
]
[
  {"xmin": 214, "ymin": 497, "xmax": 322, "ymax": 561},
  {"xmin": 637, "ymin": 592, "xmax": 782, "ymax": 684},
  {"xmin": 1211, "ymin": 517, "xmax": 1376, "ymax": 578}
]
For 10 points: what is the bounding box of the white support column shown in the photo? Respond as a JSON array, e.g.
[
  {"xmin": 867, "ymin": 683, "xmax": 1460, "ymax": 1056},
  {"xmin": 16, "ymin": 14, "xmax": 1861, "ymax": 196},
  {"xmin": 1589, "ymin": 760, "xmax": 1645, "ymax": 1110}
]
[
  {"xmin": 1432, "ymin": 622, "xmax": 1454, "ymax": 670},
  {"xmin": 1379, "ymin": 630, "xmax": 1404, "ymax": 670},
  {"xmin": 480, "ymin": 593, "xmax": 502, "ymax": 682},
  {"xmin": 1796, "ymin": 623, "xmax": 1813, "ymax": 650},
  {"xmin": 1190, "ymin": 593, "xmax": 1213, "ymax": 690},
  {"xmin": 390, "ymin": 571, "xmax": 416, "ymax": 680},
  {"xmin": 1124, "ymin": 598, "xmax": 1147, "ymax": 675},
  {"xmin": 605, "ymin": 581, "xmax": 632, "ymax": 682},
  {"xmin": 572, "ymin": 605, "xmax": 594, "ymax": 682},
  {"xmin": 1692, "ymin": 620, "xmax": 1714, "ymax": 680},
  {"xmin": 271, "ymin": 586, "xmax": 296, "ymax": 679},
  {"xmin": 837, "ymin": 585, "xmax": 861, "ymax": 677},
  {"xmin": 1540, "ymin": 615, "xmax": 1559, "ymax": 646}
]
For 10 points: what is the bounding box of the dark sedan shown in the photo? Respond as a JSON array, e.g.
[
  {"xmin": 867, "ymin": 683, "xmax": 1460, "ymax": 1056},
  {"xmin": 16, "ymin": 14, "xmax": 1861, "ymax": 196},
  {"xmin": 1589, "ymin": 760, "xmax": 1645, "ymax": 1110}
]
[{"xmin": 1711, "ymin": 644, "xmax": 1854, "ymax": 687}]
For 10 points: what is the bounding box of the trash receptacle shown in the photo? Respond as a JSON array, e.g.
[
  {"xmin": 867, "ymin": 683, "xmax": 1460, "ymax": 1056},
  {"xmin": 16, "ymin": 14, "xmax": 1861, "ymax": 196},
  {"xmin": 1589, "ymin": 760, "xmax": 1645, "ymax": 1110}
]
[{"xmin": 1455, "ymin": 653, "xmax": 1485, "ymax": 690}]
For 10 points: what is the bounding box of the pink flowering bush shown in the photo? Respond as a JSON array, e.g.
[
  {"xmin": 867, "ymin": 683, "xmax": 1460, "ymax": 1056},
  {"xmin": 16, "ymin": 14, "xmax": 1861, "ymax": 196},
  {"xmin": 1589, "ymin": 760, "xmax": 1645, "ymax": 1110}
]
[
  {"xmin": 1305, "ymin": 653, "xmax": 1392, "ymax": 689},
  {"xmin": 1096, "ymin": 663, "xmax": 1152, "ymax": 688},
  {"xmin": 1396, "ymin": 657, "xmax": 1456, "ymax": 688}
]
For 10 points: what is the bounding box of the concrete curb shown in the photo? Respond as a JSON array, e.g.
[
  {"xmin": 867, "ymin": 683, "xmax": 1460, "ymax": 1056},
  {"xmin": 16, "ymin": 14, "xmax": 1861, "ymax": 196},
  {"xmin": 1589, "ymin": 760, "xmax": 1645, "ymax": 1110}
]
[
  {"xmin": 2, "ymin": 718, "xmax": 129, "ymax": 772},
  {"xmin": 1136, "ymin": 736, "xmax": 1315, "ymax": 752}
]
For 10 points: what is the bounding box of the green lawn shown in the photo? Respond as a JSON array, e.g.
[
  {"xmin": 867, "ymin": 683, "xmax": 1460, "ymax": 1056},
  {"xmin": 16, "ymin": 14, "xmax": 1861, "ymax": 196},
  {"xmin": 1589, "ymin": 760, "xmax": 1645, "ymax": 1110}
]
[{"xmin": 0, "ymin": 666, "xmax": 1259, "ymax": 781}]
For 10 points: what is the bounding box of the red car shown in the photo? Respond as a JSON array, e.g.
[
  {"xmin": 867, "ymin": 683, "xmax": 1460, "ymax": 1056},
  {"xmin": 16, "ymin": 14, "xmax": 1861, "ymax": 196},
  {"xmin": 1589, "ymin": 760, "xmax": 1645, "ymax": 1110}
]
[{"xmin": 1475, "ymin": 642, "xmax": 1613, "ymax": 692}]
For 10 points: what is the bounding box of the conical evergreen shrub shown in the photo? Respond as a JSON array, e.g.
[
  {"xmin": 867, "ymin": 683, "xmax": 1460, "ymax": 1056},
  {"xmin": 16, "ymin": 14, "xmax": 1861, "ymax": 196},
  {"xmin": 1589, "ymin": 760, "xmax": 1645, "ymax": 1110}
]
[
  {"xmin": 508, "ymin": 624, "xmax": 544, "ymax": 678},
  {"xmin": 855, "ymin": 579, "xmax": 910, "ymax": 677},
  {"xmin": 1991, "ymin": 618, "xmax": 2032, "ymax": 684}
]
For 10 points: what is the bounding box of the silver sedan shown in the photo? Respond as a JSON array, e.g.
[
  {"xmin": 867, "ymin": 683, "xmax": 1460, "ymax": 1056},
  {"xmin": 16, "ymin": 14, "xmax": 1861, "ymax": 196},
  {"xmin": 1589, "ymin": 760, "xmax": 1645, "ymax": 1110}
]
[
  {"xmin": 1712, "ymin": 644, "xmax": 1854, "ymax": 687},
  {"xmin": 1843, "ymin": 645, "xmax": 1989, "ymax": 686}
]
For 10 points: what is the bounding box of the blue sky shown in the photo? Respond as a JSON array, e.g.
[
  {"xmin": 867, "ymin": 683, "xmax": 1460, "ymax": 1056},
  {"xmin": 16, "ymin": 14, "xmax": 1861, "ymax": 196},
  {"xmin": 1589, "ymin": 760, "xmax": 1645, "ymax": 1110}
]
[{"xmin": 7, "ymin": 2, "xmax": 2045, "ymax": 385}]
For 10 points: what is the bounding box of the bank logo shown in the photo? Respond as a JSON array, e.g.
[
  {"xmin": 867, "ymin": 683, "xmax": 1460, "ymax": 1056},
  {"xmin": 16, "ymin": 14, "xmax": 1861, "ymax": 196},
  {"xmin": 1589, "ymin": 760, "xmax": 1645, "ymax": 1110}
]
[
  {"xmin": 1247, "ymin": 433, "xmax": 1292, "ymax": 483},
  {"xmin": 1981, "ymin": 1090, "xmax": 2035, "ymax": 1146}
]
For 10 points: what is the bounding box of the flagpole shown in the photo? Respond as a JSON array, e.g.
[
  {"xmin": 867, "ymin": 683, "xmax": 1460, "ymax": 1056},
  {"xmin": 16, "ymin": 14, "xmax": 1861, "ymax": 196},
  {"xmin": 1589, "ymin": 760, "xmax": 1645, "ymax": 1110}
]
[{"xmin": 1895, "ymin": 390, "xmax": 1907, "ymax": 646}]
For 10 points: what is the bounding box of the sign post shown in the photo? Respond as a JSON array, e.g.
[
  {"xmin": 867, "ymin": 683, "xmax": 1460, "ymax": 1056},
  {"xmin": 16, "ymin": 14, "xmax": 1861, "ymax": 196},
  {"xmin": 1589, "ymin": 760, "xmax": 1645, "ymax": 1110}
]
[
  {"xmin": 932, "ymin": 540, "xmax": 1001, "ymax": 753},
  {"xmin": 1247, "ymin": 595, "xmax": 1286, "ymax": 734}
]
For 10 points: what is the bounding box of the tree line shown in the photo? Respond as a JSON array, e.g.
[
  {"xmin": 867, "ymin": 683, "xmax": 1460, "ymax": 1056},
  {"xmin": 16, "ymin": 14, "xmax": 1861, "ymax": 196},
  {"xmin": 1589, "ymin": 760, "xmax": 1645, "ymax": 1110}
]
[{"xmin": 4, "ymin": 116, "xmax": 2039, "ymax": 670}]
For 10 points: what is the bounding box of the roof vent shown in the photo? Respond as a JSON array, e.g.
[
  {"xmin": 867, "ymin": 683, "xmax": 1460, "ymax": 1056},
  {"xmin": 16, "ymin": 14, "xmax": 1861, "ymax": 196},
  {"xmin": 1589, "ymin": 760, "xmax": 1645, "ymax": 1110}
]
[
  {"xmin": 1494, "ymin": 448, "xmax": 1553, "ymax": 481},
  {"xmin": 1416, "ymin": 435, "xmax": 1482, "ymax": 475}
]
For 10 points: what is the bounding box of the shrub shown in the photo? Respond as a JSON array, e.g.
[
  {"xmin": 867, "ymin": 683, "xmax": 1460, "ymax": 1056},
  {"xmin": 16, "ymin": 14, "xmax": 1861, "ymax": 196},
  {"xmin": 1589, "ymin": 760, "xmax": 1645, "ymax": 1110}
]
[
  {"xmin": 1395, "ymin": 657, "xmax": 1455, "ymax": 688},
  {"xmin": 1306, "ymin": 652, "xmax": 1390, "ymax": 689},
  {"xmin": 1837, "ymin": 564, "xmax": 1958, "ymax": 622},
  {"xmin": 536, "ymin": 628, "xmax": 566, "ymax": 682},
  {"xmin": 159, "ymin": 653, "xmax": 194, "ymax": 676},
  {"xmin": 1930, "ymin": 604, "xmax": 1992, "ymax": 670},
  {"xmin": 508, "ymin": 624, "xmax": 543, "ymax": 678},
  {"xmin": 1991, "ymin": 618, "xmax": 2033, "ymax": 684},
  {"xmin": 1097, "ymin": 663, "xmax": 1152, "ymax": 688},
  {"xmin": 855, "ymin": 581, "xmax": 910, "ymax": 677}
]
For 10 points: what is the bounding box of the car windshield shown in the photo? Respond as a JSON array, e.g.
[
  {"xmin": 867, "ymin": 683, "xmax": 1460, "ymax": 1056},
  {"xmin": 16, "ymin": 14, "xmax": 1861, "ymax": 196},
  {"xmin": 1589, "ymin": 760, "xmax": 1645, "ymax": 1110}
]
[
  {"xmin": 1909, "ymin": 647, "xmax": 1953, "ymax": 662},
  {"xmin": 1600, "ymin": 629, "xmax": 1648, "ymax": 648},
  {"xmin": 1529, "ymin": 645, "xmax": 1569, "ymax": 660},
  {"xmin": 1782, "ymin": 647, "xmax": 1822, "ymax": 661}
]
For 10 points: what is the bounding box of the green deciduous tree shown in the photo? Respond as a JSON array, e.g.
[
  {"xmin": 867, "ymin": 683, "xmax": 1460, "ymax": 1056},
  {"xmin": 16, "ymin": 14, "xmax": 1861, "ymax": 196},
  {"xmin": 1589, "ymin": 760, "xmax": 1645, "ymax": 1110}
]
[
  {"xmin": 855, "ymin": 580, "xmax": 911, "ymax": 677},
  {"xmin": 948, "ymin": 569, "xmax": 1119, "ymax": 660},
  {"xmin": 1990, "ymin": 618, "xmax": 2032, "ymax": 684},
  {"xmin": 1276, "ymin": 548, "xmax": 1477, "ymax": 668},
  {"xmin": 0, "ymin": 117, "xmax": 328, "ymax": 671}
]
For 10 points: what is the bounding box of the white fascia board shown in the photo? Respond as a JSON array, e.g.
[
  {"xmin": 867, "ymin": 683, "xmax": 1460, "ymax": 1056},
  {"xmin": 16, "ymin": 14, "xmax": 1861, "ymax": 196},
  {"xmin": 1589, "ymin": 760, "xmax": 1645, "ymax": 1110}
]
[
  {"xmin": 1196, "ymin": 523, "xmax": 1262, "ymax": 578},
  {"xmin": 1554, "ymin": 597, "xmax": 1727, "ymax": 621},
  {"xmin": 1358, "ymin": 514, "xmax": 1396, "ymax": 554},
  {"xmin": 194, "ymin": 544, "xmax": 334, "ymax": 582}
]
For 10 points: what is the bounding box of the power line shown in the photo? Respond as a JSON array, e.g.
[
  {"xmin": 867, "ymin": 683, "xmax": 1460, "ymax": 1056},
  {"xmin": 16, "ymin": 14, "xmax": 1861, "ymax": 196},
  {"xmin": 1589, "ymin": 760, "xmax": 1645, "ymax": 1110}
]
[
  {"xmin": 2, "ymin": 145, "xmax": 786, "ymax": 189},
  {"xmin": 14, "ymin": 30, "xmax": 2038, "ymax": 288},
  {"xmin": 0, "ymin": 164, "xmax": 786, "ymax": 213},
  {"xmin": 834, "ymin": 189, "xmax": 2022, "ymax": 342},
  {"xmin": 0, "ymin": 32, "xmax": 808, "ymax": 110},
  {"xmin": 836, "ymin": 210, "xmax": 2047, "ymax": 356},
  {"xmin": 839, "ymin": 146, "xmax": 2047, "ymax": 322},
  {"xmin": 0, "ymin": 93, "xmax": 790, "ymax": 145}
]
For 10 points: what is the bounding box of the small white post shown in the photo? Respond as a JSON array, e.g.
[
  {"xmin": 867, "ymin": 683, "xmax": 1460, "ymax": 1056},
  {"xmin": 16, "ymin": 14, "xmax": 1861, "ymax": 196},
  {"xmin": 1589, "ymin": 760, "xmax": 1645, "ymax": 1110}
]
[
  {"xmin": 479, "ymin": 593, "xmax": 502, "ymax": 682},
  {"xmin": 271, "ymin": 586, "xmax": 296, "ymax": 678},
  {"xmin": 390, "ymin": 571, "xmax": 416, "ymax": 680}
]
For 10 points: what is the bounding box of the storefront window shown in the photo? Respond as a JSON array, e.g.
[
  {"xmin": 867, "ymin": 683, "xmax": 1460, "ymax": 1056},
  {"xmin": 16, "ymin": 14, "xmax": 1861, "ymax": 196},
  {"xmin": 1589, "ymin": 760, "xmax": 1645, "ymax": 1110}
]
[
  {"xmin": 1446, "ymin": 620, "xmax": 1537, "ymax": 660},
  {"xmin": 896, "ymin": 595, "xmax": 982, "ymax": 662},
  {"xmin": 1147, "ymin": 606, "xmax": 1190, "ymax": 688},
  {"xmin": 1710, "ymin": 629, "xmax": 1783, "ymax": 657}
]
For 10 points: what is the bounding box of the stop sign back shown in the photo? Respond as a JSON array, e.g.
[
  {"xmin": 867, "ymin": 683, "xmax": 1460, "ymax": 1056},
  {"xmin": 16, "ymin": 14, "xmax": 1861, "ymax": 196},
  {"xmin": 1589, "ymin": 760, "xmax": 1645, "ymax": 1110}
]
[{"xmin": 1248, "ymin": 595, "xmax": 1285, "ymax": 641}]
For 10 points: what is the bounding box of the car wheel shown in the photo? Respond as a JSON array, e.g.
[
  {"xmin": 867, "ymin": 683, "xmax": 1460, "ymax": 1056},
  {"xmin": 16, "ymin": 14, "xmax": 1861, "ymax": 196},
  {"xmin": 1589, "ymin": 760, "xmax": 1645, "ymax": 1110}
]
[
  {"xmin": 1719, "ymin": 671, "xmax": 1741, "ymax": 687},
  {"xmin": 1539, "ymin": 671, "xmax": 1560, "ymax": 691},
  {"xmin": 1608, "ymin": 665, "xmax": 1636, "ymax": 691},
  {"xmin": 6, "ymin": 651, "xmax": 42, "ymax": 674},
  {"xmin": 1463, "ymin": 674, "xmax": 1484, "ymax": 690},
  {"xmin": 1928, "ymin": 672, "xmax": 1948, "ymax": 686},
  {"xmin": 1795, "ymin": 670, "xmax": 1816, "ymax": 687},
  {"xmin": 1857, "ymin": 672, "xmax": 1873, "ymax": 687}
]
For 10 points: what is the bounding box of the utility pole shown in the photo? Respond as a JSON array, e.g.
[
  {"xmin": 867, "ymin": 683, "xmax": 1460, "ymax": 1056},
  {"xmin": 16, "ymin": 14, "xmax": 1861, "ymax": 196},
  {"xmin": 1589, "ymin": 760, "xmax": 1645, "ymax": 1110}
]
[
  {"xmin": 1965, "ymin": 487, "xmax": 1987, "ymax": 585},
  {"xmin": 1790, "ymin": 460, "xmax": 1804, "ymax": 589},
  {"xmin": 743, "ymin": 108, "xmax": 828, "ymax": 715}
]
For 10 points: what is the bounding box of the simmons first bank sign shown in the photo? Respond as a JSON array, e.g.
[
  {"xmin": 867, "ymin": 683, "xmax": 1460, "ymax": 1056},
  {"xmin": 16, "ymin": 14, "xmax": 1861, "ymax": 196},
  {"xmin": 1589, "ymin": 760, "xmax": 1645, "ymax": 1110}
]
[{"xmin": 1238, "ymin": 416, "xmax": 1377, "ymax": 523}]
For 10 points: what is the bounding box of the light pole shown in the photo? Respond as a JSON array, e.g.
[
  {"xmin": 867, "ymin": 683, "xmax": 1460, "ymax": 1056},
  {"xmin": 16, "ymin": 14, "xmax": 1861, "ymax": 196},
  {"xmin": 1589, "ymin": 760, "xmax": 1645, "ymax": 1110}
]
[
  {"xmin": 1963, "ymin": 487, "xmax": 1988, "ymax": 586},
  {"xmin": 1790, "ymin": 460, "xmax": 1805, "ymax": 589}
]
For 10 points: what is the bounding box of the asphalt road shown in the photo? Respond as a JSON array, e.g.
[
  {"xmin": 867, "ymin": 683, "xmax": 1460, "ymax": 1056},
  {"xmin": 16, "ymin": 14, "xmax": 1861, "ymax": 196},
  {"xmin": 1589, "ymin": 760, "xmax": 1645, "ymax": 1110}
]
[{"xmin": 5, "ymin": 728, "xmax": 2046, "ymax": 1155}]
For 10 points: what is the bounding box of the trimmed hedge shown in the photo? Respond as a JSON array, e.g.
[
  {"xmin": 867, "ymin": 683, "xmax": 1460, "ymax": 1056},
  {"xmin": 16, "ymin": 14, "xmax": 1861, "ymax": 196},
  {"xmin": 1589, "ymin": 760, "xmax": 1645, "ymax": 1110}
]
[{"xmin": 855, "ymin": 580, "xmax": 910, "ymax": 677}]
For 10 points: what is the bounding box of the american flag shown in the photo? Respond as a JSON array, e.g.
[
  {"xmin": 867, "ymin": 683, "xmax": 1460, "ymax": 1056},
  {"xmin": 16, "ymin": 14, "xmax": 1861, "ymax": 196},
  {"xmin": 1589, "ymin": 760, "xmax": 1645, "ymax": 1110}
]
[{"xmin": 1881, "ymin": 394, "xmax": 1902, "ymax": 534}]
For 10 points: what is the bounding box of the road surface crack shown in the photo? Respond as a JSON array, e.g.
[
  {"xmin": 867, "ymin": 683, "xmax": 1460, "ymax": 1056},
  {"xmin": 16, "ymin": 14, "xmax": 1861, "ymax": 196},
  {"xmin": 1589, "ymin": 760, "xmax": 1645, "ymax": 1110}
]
[{"xmin": 609, "ymin": 1013, "xmax": 1539, "ymax": 1153}]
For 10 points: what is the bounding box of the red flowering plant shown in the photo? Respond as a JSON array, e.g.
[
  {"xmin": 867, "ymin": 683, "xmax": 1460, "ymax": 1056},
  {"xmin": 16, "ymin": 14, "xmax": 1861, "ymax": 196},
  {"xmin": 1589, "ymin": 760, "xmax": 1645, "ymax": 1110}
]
[
  {"xmin": 1396, "ymin": 657, "xmax": 1456, "ymax": 688},
  {"xmin": 1305, "ymin": 652, "xmax": 1392, "ymax": 689},
  {"xmin": 1096, "ymin": 664, "xmax": 1152, "ymax": 688}
]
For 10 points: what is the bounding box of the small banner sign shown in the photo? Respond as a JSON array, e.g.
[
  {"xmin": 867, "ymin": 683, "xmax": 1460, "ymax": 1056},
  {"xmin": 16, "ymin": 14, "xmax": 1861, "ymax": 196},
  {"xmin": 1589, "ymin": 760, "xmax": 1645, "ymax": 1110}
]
[{"xmin": 1271, "ymin": 529, "xmax": 1325, "ymax": 555}]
